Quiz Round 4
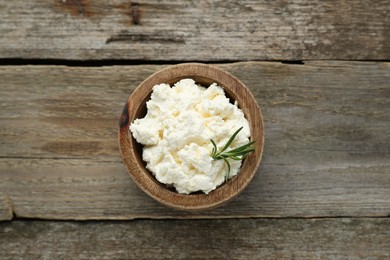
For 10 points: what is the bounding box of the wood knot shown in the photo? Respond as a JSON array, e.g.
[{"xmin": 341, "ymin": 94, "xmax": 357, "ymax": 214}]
[
  {"xmin": 59, "ymin": 0, "xmax": 90, "ymax": 16},
  {"xmin": 130, "ymin": 2, "xmax": 140, "ymax": 25}
]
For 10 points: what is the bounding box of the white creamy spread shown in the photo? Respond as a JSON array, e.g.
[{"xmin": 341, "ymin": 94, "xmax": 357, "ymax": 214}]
[{"xmin": 130, "ymin": 79, "xmax": 250, "ymax": 194}]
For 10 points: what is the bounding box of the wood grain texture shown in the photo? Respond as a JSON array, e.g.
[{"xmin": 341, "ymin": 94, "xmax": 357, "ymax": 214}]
[
  {"xmin": 1, "ymin": 218, "xmax": 389, "ymax": 259},
  {"xmin": 0, "ymin": 61, "xmax": 389, "ymax": 220},
  {"xmin": 0, "ymin": 196, "xmax": 13, "ymax": 221},
  {"xmin": 0, "ymin": 0, "xmax": 389, "ymax": 60}
]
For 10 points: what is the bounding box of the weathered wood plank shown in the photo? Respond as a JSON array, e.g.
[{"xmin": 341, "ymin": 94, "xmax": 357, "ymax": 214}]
[
  {"xmin": 0, "ymin": 196, "xmax": 12, "ymax": 221},
  {"xmin": 0, "ymin": 62, "xmax": 389, "ymax": 220},
  {"xmin": 0, "ymin": 0, "xmax": 389, "ymax": 60},
  {"xmin": 1, "ymin": 218, "xmax": 389, "ymax": 259},
  {"xmin": 1, "ymin": 158, "xmax": 389, "ymax": 220}
]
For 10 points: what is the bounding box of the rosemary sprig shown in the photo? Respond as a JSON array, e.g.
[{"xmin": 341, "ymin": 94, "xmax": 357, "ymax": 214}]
[{"xmin": 210, "ymin": 127, "xmax": 256, "ymax": 182}]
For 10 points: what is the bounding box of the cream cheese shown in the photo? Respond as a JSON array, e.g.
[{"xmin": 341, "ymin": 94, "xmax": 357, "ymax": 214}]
[{"xmin": 130, "ymin": 78, "xmax": 250, "ymax": 194}]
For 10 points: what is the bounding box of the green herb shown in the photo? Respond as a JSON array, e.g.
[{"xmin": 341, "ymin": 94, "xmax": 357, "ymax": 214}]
[{"xmin": 210, "ymin": 127, "xmax": 256, "ymax": 182}]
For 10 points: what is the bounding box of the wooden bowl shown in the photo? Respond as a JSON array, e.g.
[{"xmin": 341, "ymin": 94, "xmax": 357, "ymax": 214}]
[{"xmin": 118, "ymin": 63, "xmax": 264, "ymax": 211}]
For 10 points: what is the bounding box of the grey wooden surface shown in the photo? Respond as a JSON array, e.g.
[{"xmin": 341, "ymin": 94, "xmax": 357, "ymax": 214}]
[
  {"xmin": 0, "ymin": 62, "xmax": 389, "ymax": 220},
  {"xmin": 0, "ymin": 0, "xmax": 389, "ymax": 60},
  {"xmin": 1, "ymin": 218, "xmax": 389, "ymax": 259},
  {"xmin": 1, "ymin": 0, "xmax": 389, "ymax": 258}
]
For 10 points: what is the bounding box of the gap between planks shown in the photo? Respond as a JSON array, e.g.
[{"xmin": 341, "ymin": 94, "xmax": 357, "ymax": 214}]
[{"xmin": 0, "ymin": 59, "xmax": 390, "ymax": 67}]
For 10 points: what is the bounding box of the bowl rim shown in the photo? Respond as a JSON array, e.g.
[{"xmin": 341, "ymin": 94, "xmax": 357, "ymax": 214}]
[{"xmin": 118, "ymin": 63, "xmax": 264, "ymax": 211}]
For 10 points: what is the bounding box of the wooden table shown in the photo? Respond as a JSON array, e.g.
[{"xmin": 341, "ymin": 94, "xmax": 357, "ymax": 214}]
[{"xmin": 1, "ymin": 1, "xmax": 389, "ymax": 259}]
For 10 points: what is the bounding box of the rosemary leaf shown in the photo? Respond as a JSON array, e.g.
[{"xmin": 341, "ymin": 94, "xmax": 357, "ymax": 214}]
[
  {"xmin": 223, "ymin": 158, "xmax": 231, "ymax": 181},
  {"xmin": 210, "ymin": 139, "xmax": 217, "ymax": 157},
  {"xmin": 219, "ymin": 127, "xmax": 243, "ymax": 153},
  {"xmin": 210, "ymin": 127, "xmax": 255, "ymax": 182}
]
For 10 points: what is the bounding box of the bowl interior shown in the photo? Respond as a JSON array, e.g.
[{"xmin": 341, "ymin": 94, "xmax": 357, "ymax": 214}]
[
  {"xmin": 119, "ymin": 63, "xmax": 264, "ymax": 211},
  {"xmin": 130, "ymin": 75, "xmax": 241, "ymax": 194}
]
